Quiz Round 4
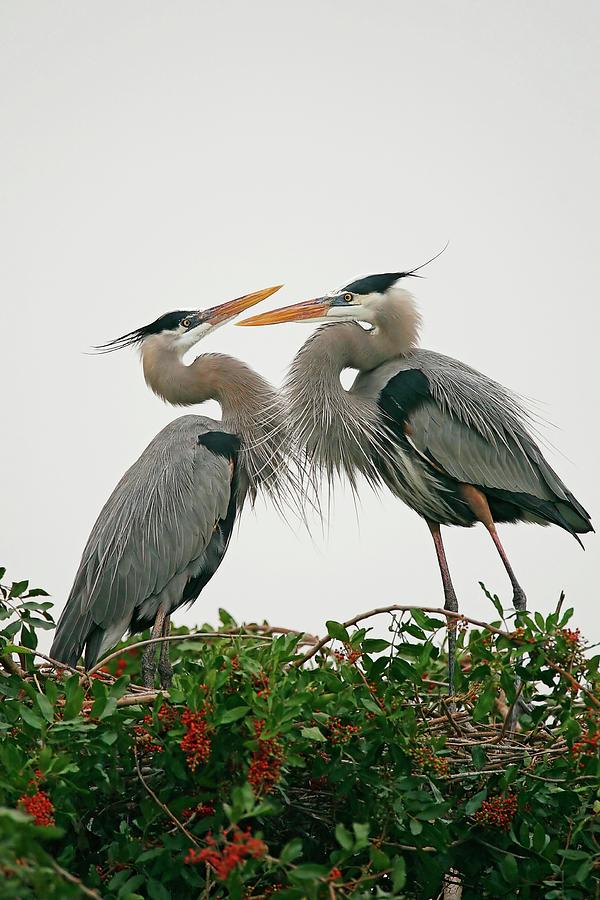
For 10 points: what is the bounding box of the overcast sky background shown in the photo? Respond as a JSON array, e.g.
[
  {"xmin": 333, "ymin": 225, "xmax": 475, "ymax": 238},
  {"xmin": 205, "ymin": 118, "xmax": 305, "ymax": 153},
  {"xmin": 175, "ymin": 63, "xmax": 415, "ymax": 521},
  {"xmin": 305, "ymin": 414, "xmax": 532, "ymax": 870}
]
[{"xmin": 1, "ymin": 2, "xmax": 599, "ymax": 650}]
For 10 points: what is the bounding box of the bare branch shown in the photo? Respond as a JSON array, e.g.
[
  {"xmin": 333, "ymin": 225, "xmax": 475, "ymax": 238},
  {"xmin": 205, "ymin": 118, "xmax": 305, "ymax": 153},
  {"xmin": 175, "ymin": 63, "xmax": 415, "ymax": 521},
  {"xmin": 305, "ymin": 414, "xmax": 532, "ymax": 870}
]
[
  {"xmin": 294, "ymin": 604, "xmax": 523, "ymax": 667},
  {"xmin": 133, "ymin": 746, "xmax": 200, "ymax": 848}
]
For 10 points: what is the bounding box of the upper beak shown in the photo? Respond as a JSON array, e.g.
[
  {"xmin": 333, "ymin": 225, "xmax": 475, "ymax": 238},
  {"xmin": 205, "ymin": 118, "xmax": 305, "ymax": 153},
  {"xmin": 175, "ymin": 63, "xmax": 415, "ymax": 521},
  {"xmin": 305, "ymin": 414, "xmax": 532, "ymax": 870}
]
[
  {"xmin": 201, "ymin": 285, "xmax": 284, "ymax": 326},
  {"xmin": 237, "ymin": 297, "xmax": 331, "ymax": 327}
]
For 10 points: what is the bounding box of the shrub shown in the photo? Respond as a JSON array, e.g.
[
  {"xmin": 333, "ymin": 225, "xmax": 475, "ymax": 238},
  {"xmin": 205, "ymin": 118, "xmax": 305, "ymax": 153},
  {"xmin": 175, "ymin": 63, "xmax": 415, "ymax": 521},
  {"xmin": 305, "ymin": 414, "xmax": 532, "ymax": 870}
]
[{"xmin": 0, "ymin": 567, "xmax": 598, "ymax": 898}]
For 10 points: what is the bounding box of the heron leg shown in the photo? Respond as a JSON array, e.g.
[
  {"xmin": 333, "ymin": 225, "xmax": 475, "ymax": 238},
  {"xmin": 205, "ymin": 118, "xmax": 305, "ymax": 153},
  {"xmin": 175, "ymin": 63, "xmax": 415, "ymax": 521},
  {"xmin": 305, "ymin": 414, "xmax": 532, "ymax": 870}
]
[
  {"xmin": 141, "ymin": 603, "xmax": 169, "ymax": 689},
  {"xmin": 459, "ymin": 485, "xmax": 527, "ymax": 732},
  {"xmin": 458, "ymin": 485, "xmax": 527, "ymax": 612},
  {"xmin": 158, "ymin": 614, "xmax": 173, "ymax": 689},
  {"xmin": 426, "ymin": 520, "xmax": 459, "ymax": 697}
]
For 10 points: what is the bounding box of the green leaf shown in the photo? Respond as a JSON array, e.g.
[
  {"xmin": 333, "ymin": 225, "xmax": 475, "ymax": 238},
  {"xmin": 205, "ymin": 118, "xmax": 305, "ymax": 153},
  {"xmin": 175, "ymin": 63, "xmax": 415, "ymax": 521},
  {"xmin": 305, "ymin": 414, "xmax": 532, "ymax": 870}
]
[
  {"xmin": 392, "ymin": 856, "xmax": 407, "ymax": 892},
  {"xmin": 280, "ymin": 837, "xmax": 303, "ymax": 863},
  {"xmin": 499, "ymin": 853, "xmax": 518, "ymax": 884},
  {"xmin": 289, "ymin": 863, "xmax": 330, "ymax": 881},
  {"xmin": 480, "ymin": 583, "xmax": 505, "ymax": 619},
  {"xmin": 362, "ymin": 638, "xmax": 390, "ymax": 653},
  {"xmin": 352, "ymin": 821, "xmax": 370, "ymax": 850},
  {"xmin": 98, "ymin": 697, "xmax": 118, "ymax": 720},
  {"xmin": 10, "ymin": 581, "xmax": 28, "ymax": 598},
  {"xmin": 361, "ymin": 697, "xmax": 384, "ymax": 716},
  {"xmin": 35, "ymin": 692, "xmax": 54, "ymax": 723},
  {"xmin": 216, "ymin": 705, "xmax": 250, "ymax": 725},
  {"xmin": 370, "ymin": 845, "xmax": 389, "ymax": 871},
  {"xmin": 557, "ymin": 849, "xmax": 590, "ymax": 860},
  {"xmin": 335, "ymin": 823, "xmax": 354, "ymax": 850},
  {"xmin": 411, "ymin": 609, "xmax": 444, "ymax": 630},
  {"xmin": 218, "ymin": 608, "xmax": 237, "ymax": 627},
  {"xmin": 532, "ymin": 822, "xmax": 548, "ymax": 853},
  {"xmin": 147, "ymin": 880, "xmax": 171, "ymax": 900},
  {"xmin": 19, "ymin": 703, "xmax": 44, "ymax": 729},
  {"xmin": 409, "ymin": 818, "xmax": 423, "ymax": 835},
  {"xmin": 300, "ymin": 726, "xmax": 327, "ymax": 742},
  {"xmin": 64, "ymin": 675, "xmax": 84, "ymax": 719},
  {"xmin": 465, "ymin": 789, "xmax": 487, "ymax": 816},
  {"xmin": 326, "ymin": 620, "xmax": 350, "ymax": 643},
  {"xmin": 472, "ymin": 683, "xmax": 497, "ymax": 722}
]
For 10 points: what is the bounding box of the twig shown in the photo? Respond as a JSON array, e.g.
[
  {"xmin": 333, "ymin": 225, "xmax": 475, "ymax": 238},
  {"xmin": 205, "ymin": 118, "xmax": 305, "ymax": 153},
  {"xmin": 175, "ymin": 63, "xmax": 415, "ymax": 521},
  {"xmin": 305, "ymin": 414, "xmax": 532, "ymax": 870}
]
[
  {"xmin": 496, "ymin": 681, "xmax": 524, "ymax": 742},
  {"xmin": 294, "ymin": 604, "xmax": 524, "ymax": 668},
  {"xmin": 548, "ymin": 663, "xmax": 600, "ymax": 708},
  {"xmin": 0, "ymin": 654, "xmax": 26, "ymax": 678},
  {"xmin": 440, "ymin": 698, "xmax": 463, "ymax": 736},
  {"xmin": 88, "ymin": 631, "xmax": 274, "ymax": 678},
  {"xmin": 50, "ymin": 861, "xmax": 101, "ymax": 898},
  {"xmin": 133, "ymin": 747, "xmax": 199, "ymax": 847},
  {"xmin": 82, "ymin": 691, "xmax": 169, "ymax": 710}
]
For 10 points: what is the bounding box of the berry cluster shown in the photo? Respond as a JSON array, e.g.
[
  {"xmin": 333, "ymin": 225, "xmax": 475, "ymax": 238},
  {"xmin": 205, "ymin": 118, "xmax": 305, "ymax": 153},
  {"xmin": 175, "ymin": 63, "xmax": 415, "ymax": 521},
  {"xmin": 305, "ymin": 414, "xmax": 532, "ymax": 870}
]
[
  {"xmin": 180, "ymin": 707, "xmax": 211, "ymax": 772},
  {"xmin": 253, "ymin": 672, "xmax": 270, "ymax": 699},
  {"xmin": 134, "ymin": 704, "xmax": 177, "ymax": 753},
  {"xmin": 185, "ymin": 827, "xmax": 267, "ymax": 879},
  {"xmin": 334, "ymin": 647, "xmax": 362, "ymax": 665},
  {"xmin": 409, "ymin": 743, "xmax": 449, "ymax": 777},
  {"xmin": 245, "ymin": 883, "xmax": 284, "ymax": 898},
  {"xmin": 182, "ymin": 801, "xmax": 216, "ymax": 819},
  {"xmin": 474, "ymin": 792, "xmax": 518, "ymax": 830},
  {"xmin": 18, "ymin": 789, "xmax": 55, "ymax": 827},
  {"xmin": 572, "ymin": 730, "xmax": 599, "ymax": 763},
  {"xmin": 327, "ymin": 717, "xmax": 360, "ymax": 745},
  {"xmin": 114, "ymin": 656, "xmax": 128, "ymax": 678},
  {"xmin": 328, "ymin": 867, "xmax": 343, "ymax": 881},
  {"xmin": 248, "ymin": 719, "xmax": 283, "ymax": 794}
]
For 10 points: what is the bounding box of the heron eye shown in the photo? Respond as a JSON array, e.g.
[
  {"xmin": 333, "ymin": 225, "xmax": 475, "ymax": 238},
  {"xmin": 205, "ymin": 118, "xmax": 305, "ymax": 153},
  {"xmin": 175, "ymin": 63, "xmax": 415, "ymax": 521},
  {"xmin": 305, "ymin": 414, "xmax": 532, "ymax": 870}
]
[
  {"xmin": 181, "ymin": 318, "xmax": 191, "ymax": 328},
  {"xmin": 343, "ymin": 293, "xmax": 353, "ymax": 302}
]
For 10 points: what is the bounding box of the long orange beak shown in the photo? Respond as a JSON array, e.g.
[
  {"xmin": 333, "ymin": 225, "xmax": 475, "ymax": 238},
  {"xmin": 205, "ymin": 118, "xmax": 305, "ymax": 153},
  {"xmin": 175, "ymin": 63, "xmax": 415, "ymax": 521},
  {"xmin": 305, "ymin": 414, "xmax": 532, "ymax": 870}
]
[
  {"xmin": 204, "ymin": 285, "xmax": 284, "ymax": 325},
  {"xmin": 237, "ymin": 298, "xmax": 331, "ymax": 327}
]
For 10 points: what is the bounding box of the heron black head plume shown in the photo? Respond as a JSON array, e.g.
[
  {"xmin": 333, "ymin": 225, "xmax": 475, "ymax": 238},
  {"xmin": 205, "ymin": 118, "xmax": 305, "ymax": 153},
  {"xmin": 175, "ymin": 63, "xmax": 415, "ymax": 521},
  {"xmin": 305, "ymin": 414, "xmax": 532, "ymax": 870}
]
[
  {"xmin": 92, "ymin": 311, "xmax": 192, "ymax": 354},
  {"xmin": 343, "ymin": 243, "xmax": 449, "ymax": 295}
]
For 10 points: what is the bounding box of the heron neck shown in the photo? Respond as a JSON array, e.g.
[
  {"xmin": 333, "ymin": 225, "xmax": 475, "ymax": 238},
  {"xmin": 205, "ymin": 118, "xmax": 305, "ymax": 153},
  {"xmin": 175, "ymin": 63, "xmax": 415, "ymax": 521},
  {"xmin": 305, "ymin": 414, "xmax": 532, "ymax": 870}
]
[
  {"xmin": 142, "ymin": 345, "xmax": 267, "ymax": 425},
  {"xmin": 285, "ymin": 295, "xmax": 420, "ymax": 481},
  {"xmin": 141, "ymin": 344, "xmax": 294, "ymax": 505}
]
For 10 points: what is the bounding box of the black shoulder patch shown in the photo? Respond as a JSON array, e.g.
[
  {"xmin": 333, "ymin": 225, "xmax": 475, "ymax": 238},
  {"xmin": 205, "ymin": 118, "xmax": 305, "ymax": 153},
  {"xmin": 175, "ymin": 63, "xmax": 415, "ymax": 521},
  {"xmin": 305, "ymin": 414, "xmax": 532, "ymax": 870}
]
[
  {"xmin": 197, "ymin": 431, "xmax": 241, "ymax": 459},
  {"xmin": 343, "ymin": 273, "xmax": 406, "ymax": 295},
  {"xmin": 379, "ymin": 368, "xmax": 432, "ymax": 423}
]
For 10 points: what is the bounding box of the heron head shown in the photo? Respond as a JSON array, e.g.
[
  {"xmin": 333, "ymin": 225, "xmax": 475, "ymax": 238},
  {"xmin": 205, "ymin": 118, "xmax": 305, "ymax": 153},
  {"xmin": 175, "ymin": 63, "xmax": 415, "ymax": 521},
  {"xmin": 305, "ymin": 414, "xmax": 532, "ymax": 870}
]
[
  {"xmin": 94, "ymin": 285, "xmax": 283, "ymax": 355},
  {"xmin": 237, "ymin": 273, "xmax": 416, "ymax": 328}
]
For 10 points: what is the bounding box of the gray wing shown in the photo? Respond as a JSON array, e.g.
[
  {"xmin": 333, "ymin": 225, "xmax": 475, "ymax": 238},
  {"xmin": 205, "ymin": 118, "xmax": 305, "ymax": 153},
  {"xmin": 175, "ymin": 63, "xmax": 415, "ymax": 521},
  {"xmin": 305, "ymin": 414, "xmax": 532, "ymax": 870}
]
[
  {"xmin": 50, "ymin": 415, "xmax": 237, "ymax": 667},
  {"xmin": 370, "ymin": 350, "xmax": 592, "ymax": 534}
]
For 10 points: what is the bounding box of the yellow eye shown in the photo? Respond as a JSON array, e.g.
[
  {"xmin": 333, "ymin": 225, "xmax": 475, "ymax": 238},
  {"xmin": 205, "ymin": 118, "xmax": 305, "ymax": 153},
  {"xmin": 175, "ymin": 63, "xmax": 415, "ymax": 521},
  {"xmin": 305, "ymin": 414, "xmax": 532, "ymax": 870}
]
[
  {"xmin": 343, "ymin": 293, "xmax": 353, "ymax": 302},
  {"xmin": 181, "ymin": 318, "xmax": 191, "ymax": 328}
]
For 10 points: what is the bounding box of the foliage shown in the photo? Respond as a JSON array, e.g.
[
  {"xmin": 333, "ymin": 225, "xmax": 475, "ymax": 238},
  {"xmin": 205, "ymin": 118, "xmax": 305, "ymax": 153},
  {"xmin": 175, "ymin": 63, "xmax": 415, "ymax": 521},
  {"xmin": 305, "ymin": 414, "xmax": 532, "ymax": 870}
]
[{"xmin": 0, "ymin": 567, "xmax": 599, "ymax": 899}]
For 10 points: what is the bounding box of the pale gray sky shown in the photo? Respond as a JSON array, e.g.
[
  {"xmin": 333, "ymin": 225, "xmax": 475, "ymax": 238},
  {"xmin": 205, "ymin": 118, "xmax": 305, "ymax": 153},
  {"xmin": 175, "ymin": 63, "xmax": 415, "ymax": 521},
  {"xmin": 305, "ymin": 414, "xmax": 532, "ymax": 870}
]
[{"xmin": 1, "ymin": 2, "xmax": 598, "ymax": 648}]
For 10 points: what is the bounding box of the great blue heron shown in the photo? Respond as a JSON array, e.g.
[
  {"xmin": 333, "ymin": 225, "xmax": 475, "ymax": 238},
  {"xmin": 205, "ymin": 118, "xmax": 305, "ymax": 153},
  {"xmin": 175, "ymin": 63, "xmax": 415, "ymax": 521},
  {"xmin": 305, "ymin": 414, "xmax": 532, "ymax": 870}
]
[
  {"xmin": 240, "ymin": 272, "xmax": 593, "ymax": 691},
  {"xmin": 50, "ymin": 285, "xmax": 294, "ymax": 687}
]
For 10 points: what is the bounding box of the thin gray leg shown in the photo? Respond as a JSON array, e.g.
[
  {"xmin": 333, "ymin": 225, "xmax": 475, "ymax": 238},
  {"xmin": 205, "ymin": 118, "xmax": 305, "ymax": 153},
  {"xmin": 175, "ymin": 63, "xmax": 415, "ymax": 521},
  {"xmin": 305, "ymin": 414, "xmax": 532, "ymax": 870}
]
[
  {"xmin": 487, "ymin": 527, "xmax": 527, "ymax": 612},
  {"xmin": 158, "ymin": 614, "xmax": 173, "ymax": 689},
  {"xmin": 141, "ymin": 604, "xmax": 168, "ymax": 689},
  {"xmin": 427, "ymin": 520, "xmax": 459, "ymax": 696}
]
